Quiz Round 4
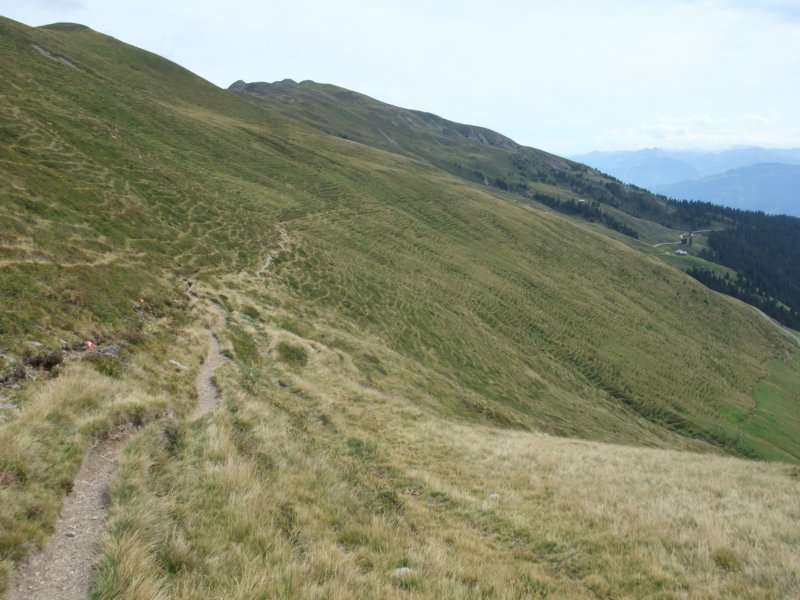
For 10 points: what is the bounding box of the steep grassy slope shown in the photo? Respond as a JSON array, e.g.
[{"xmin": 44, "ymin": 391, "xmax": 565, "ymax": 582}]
[
  {"xmin": 2, "ymin": 16, "xmax": 793, "ymax": 452},
  {"xmin": 230, "ymin": 78, "xmax": 799, "ymax": 455},
  {"xmin": 1, "ymin": 16, "xmax": 799, "ymax": 598}
]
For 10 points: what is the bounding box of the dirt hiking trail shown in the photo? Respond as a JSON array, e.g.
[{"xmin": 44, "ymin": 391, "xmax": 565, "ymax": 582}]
[
  {"xmin": 189, "ymin": 326, "xmax": 226, "ymax": 421},
  {"xmin": 8, "ymin": 307, "xmax": 225, "ymax": 599},
  {"xmin": 7, "ymin": 430, "xmax": 131, "ymax": 600}
]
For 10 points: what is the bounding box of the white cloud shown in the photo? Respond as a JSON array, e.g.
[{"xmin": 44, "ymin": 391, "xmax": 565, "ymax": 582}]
[
  {"xmin": 588, "ymin": 114, "xmax": 797, "ymax": 151},
  {"xmin": 29, "ymin": 0, "xmax": 83, "ymax": 8},
  {"xmin": 3, "ymin": 0, "xmax": 800, "ymax": 154}
]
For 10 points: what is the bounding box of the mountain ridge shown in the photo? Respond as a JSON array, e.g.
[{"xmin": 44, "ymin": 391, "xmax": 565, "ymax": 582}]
[
  {"xmin": 229, "ymin": 79, "xmax": 522, "ymax": 152},
  {"xmin": 228, "ymin": 78, "xmax": 688, "ymax": 239}
]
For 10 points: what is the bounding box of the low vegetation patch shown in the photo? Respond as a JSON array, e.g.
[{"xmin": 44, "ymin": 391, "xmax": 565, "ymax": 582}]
[{"xmin": 275, "ymin": 341, "xmax": 308, "ymax": 367}]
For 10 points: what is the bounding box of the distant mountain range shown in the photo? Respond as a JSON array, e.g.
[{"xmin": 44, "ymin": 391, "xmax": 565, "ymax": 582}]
[
  {"xmin": 655, "ymin": 163, "xmax": 800, "ymax": 215},
  {"xmin": 572, "ymin": 148, "xmax": 800, "ymax": 216}
]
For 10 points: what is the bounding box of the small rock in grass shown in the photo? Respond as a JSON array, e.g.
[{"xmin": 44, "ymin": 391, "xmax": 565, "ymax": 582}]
[
  {"xmin": 95, "ymin": 344, "xmax": 121, "ymax": 357},
  {"xmin": 168, "ymin": 359, "xmax": 190, "ymax": 370},
  {"xmin": 392, "ymin": 567, "xmax": 414, "ymax": 577}
]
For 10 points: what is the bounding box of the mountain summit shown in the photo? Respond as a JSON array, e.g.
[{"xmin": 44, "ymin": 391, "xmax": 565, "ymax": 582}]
[{"xmin": 229, "ymin": 79, "xmax": 522, "ymax": 151}]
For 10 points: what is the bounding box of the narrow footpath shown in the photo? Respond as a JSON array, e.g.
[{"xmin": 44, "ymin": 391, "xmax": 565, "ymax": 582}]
[
  {"xmin": 7, "ymin": 430, "xmax": 132, "ymax": 600},
  {"xmin": 190, "ymin": 328, "xmax": 225, "ymax": 421},
  {"xmin": 8, "ymin": 313, "xmax": 225, "ymax": 599}
]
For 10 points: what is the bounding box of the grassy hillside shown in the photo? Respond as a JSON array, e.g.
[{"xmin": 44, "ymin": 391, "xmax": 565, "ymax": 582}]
[
  {"xmin": 1, "ymin": 16, "xmax": 799, "ymax": 598},
  {"xmin": 229, "ymin": 79, "xmax": 673, "ymax": 231}
]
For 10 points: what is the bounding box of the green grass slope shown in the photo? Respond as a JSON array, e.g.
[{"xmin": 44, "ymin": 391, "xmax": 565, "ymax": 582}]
[{"xmin": 1, "ymin": 15, "xmax": 797, "ymax": 456}]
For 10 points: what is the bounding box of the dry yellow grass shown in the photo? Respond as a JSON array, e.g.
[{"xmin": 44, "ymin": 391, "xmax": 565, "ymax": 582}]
[
  {"xmin": 385, "ymin": 420, "xmax": 800, "ymax": 598},
  {"xmin": 88, "ymin": 289, "xmax": 800, "ymax": 599}
]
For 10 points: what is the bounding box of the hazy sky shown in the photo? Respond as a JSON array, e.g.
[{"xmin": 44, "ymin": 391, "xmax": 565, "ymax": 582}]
[{"xmin": 4, "ymin": 0, "xmax": 800, "ymax": 155}]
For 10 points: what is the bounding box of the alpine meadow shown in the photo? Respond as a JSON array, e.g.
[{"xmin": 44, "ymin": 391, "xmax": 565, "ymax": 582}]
[{"xmin": 1, "ymin": 16, "xmax": 799, "ymax": 600}]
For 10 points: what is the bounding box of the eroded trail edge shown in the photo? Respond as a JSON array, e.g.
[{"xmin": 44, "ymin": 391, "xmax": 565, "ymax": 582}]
[{"xmin": 7, "ymin": 430, "xmax": 132, "ymax": 600}]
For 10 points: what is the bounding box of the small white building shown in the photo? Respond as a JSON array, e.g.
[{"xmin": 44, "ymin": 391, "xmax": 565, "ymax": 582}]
[{"xmin": 675, "ymin": 249, "xmax": 688, "ymax": 256}]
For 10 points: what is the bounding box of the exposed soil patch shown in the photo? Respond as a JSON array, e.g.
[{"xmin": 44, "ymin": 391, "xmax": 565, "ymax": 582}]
[
  {"xmin": 1, "ymin": 336, "xmax": 132, "ymax": 390},
  {"xmin": 7, "ymin": 427, "xmax": 133, "ymax": 600}
]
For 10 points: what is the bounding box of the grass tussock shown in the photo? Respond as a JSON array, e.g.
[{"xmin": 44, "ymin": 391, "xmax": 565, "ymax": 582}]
[{"xmin": 276, "ymin": 340, "xmax": 308, "ymax": 367}]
